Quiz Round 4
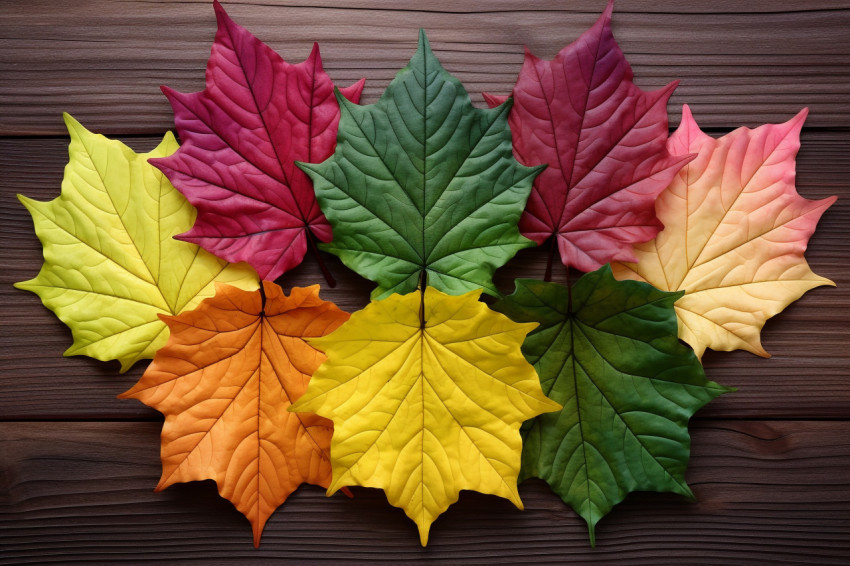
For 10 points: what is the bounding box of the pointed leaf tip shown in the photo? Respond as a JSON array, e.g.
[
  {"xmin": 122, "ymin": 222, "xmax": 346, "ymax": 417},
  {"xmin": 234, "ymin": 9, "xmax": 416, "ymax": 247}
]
[
  {"xmin": 213, "ymin": 0, "xmax": 231, "ymax": 29},
  {"xmin": 338, "ymin": 77, "xmax": 366, "ymax": 104},
  {"xmin": 603, "ymin": 0, "xmax": 615, "ymax": 20},
  {"xmin": 482, "ymin": 92, "xmax": 510, "ymax": 109},
  {"xmin": 788, "ymin": 106, "xmax": 809, "ymax": 131},
  {"xmin": 61, "ymin": 111, "xmax": 75, "ymax": 128},
  {"xmin": 418, "ymin": 523, "xmax": 430, "ymax": 547}
]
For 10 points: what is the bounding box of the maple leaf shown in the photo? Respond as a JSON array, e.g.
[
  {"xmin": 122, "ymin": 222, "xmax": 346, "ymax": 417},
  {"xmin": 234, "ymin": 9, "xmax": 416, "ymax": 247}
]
[
  {"xmin": 290, "ymin": 287, "xmax": 560, "ymax": 545},
  {"xmin": 612, "ymin": 106, "xmax": 836, "ymax": 358},
  {"xmin": 484, "ymin": 1, "xmax": 692, "ymax": 276},
  {"xmin": 14, "ymin": 114, "xmax": 258, "ymax": 372},
  {"xmin": 298, "ymin": 30, "xmax": 541, "ymax": 300},
  {"xmin": 119, "ymin": 282, "xmax": 349, "ymax": 546},
  {"xmin": 150, "ymin": 0, "xmax": 366, "ymax": 282},
  {"xmin": 492, "ymin": 266, "xmax": 731, "ymax": 545}
]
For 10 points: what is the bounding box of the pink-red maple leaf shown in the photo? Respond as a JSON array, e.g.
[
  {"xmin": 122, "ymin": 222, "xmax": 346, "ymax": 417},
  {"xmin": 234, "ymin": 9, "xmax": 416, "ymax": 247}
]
[
  {"xmin": 151, "ymin": 0, "xmax": 365, "ymax": 281},
  {"xmin": 484, "ymin": 1, "xmax": 692, "ymax": 274}
]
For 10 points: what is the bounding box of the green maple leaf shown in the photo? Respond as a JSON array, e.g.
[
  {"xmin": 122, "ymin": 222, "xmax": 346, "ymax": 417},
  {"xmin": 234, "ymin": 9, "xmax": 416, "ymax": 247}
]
[
  {"xmin": 492, "ymin": 266, "xmax": 732, "ymax": 544},
  {"xmin": 15, "ymin": 114, "xmax": 258, "ymax": 372},
  {"xmin": 298, "ymin": 30, "xmax": 541, "ymax": 299}
]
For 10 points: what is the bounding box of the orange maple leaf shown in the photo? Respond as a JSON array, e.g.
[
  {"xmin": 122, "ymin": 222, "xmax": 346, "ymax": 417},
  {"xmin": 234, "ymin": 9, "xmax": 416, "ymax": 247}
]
[{"xmin": 119, "ymin": 282, "xmax": 349, "ymax": 546}]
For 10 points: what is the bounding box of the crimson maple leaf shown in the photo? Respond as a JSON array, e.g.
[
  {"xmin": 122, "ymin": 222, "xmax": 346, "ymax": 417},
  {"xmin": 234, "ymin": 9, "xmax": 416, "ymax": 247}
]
[
  {"xmin": 484, "ymin": 1, "xmax": 692, "ymax": 275},
  {"xmin": 150, "ymin": 0, "xmax": 365, "ymax": 282}
]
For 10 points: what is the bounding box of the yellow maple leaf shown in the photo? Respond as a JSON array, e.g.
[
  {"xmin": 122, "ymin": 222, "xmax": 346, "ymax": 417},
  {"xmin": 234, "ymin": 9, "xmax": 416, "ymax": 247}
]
[
  {"xmin": 290, "ymin": 287, "xmax": 560, "ymax": 545},
  {"xmin": 612, "ymin": 106, "xmax": 836, "ymax": 358}
]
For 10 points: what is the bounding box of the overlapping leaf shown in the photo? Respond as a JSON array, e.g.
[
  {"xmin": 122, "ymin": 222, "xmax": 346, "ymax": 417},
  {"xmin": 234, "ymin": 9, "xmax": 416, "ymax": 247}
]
[
  {"xmin": 484, "ymin": 1, "xmax": 692, "ymax": 274},
  {"xmin": 15, "ymin": 114, "xmax": 258, "ymax": 372},
  {"xmin": 493, "ymin": 267, "xmax": 730, "ymax": 544},
  {"xmin": 13, "ymin": 0, "xmax": 834, "ymax": 549},
  {"xmin": 290, "ymin": 288, "xmax": 560, "ymax": 545},
  {"xmin": 120, "ymin": 282, "xmax": 349, "ymax": 546},
  {"xmin": 612, "ymin": 106, "xmax": 836, "ymax": 358},
  {"xmin": 299, "ymin": 30, "xmax": 541, "ymax": 299},
  {"xmin": 150, "ymin": 0, "xmax": 365, "ymax": 281}
]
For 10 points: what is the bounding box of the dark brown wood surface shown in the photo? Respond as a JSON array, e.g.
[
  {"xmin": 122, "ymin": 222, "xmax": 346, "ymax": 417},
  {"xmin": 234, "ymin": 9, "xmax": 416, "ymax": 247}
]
[{"xmin": 2, "ymin": 1, "xmax": 848, "ymax": 563}]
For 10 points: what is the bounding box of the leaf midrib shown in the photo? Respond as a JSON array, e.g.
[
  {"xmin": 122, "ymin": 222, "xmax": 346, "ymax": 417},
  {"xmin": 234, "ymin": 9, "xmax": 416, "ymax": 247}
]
[
  {"xmin": 74, "ymin": 126, "xmax": 164, "ymax": 297},
  {"xmin": 678, "ymin": 122, "xmax": 802, "ymax": 289},
  {"xmin": 223, "ymin": 16, "xmax": 311, "ymax": 227},
  {"xmin": 336, "ymin": 55, "xmax": 516, "ymax": 282},
  {"xmin": 572, "ymin": 319, "xmax": 692, "ymax": 494}
]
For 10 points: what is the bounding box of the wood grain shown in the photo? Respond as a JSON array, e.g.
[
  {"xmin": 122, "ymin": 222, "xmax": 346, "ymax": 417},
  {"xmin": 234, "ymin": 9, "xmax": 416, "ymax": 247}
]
[
  {"xmin": 2, "ymin": 1, "xmax": 849, "ymax": 562},
  {"xmin": 2, "ymin": 1, "xmax": 850, "ymax": 134},
  {"xmin": 2, "ymin": 420, "xmax": 848, "ymax": 564}
]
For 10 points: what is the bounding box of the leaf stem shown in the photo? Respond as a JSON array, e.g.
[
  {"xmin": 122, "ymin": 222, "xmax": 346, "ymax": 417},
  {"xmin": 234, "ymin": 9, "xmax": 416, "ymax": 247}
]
[
  {"xmin": 307, "ymin": 231, "xmax": 336, "ymax": 288},
  {"xmin": 419, "ymin": 270, "xmax": 427, "ymax": 330},
  {"xmin": 258, "ymin": 279, "xmax": 267, "ymax": 317},
  {"xmin": 544, "ymin": 236, "xmax": 556, "ymax": 282}
]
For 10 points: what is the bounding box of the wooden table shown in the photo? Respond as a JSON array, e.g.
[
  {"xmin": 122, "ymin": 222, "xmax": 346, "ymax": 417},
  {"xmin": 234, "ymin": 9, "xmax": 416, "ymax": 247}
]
[{"xmin": 2, "ymin": 1, "xmax": 849, "ymax": 563}]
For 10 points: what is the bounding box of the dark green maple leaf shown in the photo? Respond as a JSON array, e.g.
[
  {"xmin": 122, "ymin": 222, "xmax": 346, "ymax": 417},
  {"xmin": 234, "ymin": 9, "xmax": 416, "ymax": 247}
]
[
  {"xmin": 492, "ymin": 266, "xmax": 732, "ymax": 545},
  {"xmin": 298, "ymin": 30, "xmax": 541, "ymax": 299}
]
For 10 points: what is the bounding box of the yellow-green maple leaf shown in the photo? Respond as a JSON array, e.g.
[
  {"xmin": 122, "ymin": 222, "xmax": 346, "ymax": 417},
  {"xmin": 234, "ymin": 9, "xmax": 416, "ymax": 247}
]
[
  {"xmin": 290, "ymin": 287, "xmax": 560, "ymax": 546},
  {"xmin": 15, "ymin": 114, "xmax": 258, "ymax": 372}
]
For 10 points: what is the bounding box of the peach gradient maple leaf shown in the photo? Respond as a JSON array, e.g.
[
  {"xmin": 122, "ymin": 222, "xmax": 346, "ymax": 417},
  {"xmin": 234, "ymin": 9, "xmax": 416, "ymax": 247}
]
[{"xmin": 613, "ymin": 106, "xmax": 836, "ymax": 358}]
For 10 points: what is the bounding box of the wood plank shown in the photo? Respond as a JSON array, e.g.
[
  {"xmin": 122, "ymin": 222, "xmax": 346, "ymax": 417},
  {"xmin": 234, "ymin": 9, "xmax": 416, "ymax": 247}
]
[
  {"xmin": 2, "ymin": 1, "xmax": 848, "ymax": 563},
  {"xmin": 1, "ymin": 420, "xmax": 848, "ymax": 563},
  {"xmin": 2, "ymin": 133, "xmax": 846, "ymax": 420},
  {"xmin": 2, "ymin": 1, "xmax": 850, "ymax": 134}
]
